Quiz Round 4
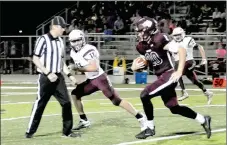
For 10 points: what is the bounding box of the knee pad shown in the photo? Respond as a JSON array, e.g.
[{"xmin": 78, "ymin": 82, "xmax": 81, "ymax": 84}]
[
  {"xmin": 140, "ymin": 90, "xmax": 149, "ymax": 102},
  {"xmin": 169, "ymin": 105, "xmax": 180, "ymax": 114},
  {"xmin": 109, "ymin": 95, "xmax": 122, "ymax": 106}
]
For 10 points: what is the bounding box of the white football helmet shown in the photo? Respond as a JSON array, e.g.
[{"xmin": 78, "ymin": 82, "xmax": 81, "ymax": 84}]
[
  {"xmin": 172, "ymin": 27, "xmax": 185, "ymax": 42},
  {"xmin": 69, "ymin": 29, "xmax": 86, "ymax": 51}
]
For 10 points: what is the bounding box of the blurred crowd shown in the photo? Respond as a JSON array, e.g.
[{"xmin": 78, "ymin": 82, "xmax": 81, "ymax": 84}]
[
  {"xmin": 65, "ymin": 1, "xmax": 226, "ymax": 35},
  {"xmin": 1, "ymin": 1, "xmax": 226, "ymax": 74}
]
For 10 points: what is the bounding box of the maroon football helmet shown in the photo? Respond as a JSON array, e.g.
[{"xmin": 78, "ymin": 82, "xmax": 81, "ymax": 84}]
[{"xmin": 134, "ymin": 17, "xmax": 159, "ymax": 42}]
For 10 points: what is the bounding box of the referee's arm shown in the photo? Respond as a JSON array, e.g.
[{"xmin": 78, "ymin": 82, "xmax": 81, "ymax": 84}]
[
  {"xmin": 61, "ymin": 47, "xmax": 78, "ymax": 85},
  {"xmin": 33, "ymin": 37, "xmax": 50, "ymax": 75}
]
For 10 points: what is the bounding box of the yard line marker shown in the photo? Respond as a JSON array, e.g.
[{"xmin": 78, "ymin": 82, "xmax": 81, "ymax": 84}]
[
  {"xmin": 115, "ymin": 128, "xmax": 226, "ymax": 145},
  {"xmin": 1, "ymin": 105, "xmax": 225, "ymax": 121}
]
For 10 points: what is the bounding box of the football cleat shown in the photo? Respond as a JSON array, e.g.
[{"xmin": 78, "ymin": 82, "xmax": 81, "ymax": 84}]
[
  {"xmin": 178, "ymin": 91, "xmax": 189, "ymax": 101},
  {"xmin": 25, "ymin": 133, "xmax": 33, "ymax": 138},
  {"xmin": 202, "ymin": 116, "xmax": 212, "ymax": 139},
  {"xmin": 135, "ymin": 127, "xmax": 155, "ymax": 139},
  {"xmin": 204, "ymin": 91, "xmax": 213, "ymax": 105},
  {"xmin": 62, "ymin": 132, "xmax": 81, "ymax": 138},
  {"xmin": 72, "ymin": 119, "xmax": 91, "ymax": 130}
]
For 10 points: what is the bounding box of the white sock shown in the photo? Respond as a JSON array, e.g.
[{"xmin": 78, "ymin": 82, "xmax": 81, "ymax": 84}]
[
  {"xmin": 147, "ymin": 120, "xmax": 154, "ymax": 129},
  {"xmin": 195, "ymin": 113, "xmax": 205, "ymax": 124}
]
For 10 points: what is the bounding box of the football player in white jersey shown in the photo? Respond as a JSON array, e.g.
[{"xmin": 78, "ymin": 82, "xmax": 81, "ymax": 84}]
[
  {"xmin": 169, "ymin": 27, "xmax": 213, "ymax": 104},
  {"xmin": 67, "ymin": 29, "xmax": 147, "ymax": 131}
]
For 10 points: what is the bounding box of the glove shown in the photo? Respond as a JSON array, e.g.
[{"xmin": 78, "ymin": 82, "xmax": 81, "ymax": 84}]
[
  {"xmin": 47, "ymin": 73, "xmax": 58, "ymax": 82},
  {"xmin": 69, "ymin": 76, "xmax": 78, "ymax": 85},
  {"xmin": 68, "ymin": 64, "xmax": 77, "ymax": 71},
  {"xmin": 200, "ymin": 59, "xmax": 207, "ymax": 65},
  {"xmin": 131, "ymin": 58, "xmax": 146, "ymax": 71}
]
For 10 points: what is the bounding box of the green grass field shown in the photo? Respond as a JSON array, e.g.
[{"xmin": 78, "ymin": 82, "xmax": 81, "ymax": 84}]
[{"xmin": 1, "ymin": 83, "xmax": 226, "ymax": 145}]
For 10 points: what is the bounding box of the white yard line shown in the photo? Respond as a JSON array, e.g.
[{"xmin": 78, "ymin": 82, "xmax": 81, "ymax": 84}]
[
  {"xmin": 115, "ymin": 128, "xmax": 226, "ymax": 145},
  {"xmin": 1, "ymin": 86, "xmax": 226, "ymax": 91},
  {"xmin": 1, "ymin": 105, "xmax": 225, "ymax": 121},
  {"xmin": 1, "ymin": 97, "xmax": 137, "ymax": 105},
  {"xmin": 1, "ymin": 92, "xmax": 226, "ymax": 105}
]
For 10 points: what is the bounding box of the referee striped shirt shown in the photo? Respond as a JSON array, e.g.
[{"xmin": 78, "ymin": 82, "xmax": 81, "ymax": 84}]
[{"xmin": 33, "ymin": 33, "xmax": 64, "ymax": 73}]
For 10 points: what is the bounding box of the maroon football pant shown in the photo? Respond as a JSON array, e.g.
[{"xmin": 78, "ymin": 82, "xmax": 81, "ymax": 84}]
[
  {"xmin": 140, "ymin": 69, "xmax": 197, "ymax": 121},
  {"xmin": 175, "ymin": 60, "xmax": 206, "ymax": 92},
  {"xmin": 71, "ymin": 73, "xmax": 122, "ymax": 106}
]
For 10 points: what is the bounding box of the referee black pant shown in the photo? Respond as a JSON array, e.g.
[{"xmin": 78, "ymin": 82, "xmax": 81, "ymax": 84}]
[{"xmin": 26, "ymin": 73, "xmax": 73, "ymax": 136}]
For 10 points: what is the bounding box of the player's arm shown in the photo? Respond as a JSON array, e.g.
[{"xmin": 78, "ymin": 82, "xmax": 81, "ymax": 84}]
[
  {"xmin": 196, "ymin": 44, "xmax": 207, "ymax": 65},
  {"xmin": 197, "ymin": 44, "xmax": 206, "ymax": 60},
  {"xmin": 190, "ymin": 38, "xmax": 207, "ymax": 65},
  {"xmin": 61, "ymin": 42, "xmax": 78, "ymax": 85},
  {"xmin": 131, "ymin": 42, "xmax": 146, "ymax": 71},
  {"xmin": 177, "ymin": 47, "xmax": 186, "ymax": 74},
  {"xmin": 169, "ymin": 46, "xmax": 186, "ymax": 82},
  {"xmin": 78, "ymin": 59, "xmax": 98, "ymax": 72},
  {"xmin": 78, "ymin": 49, "xmax": 99, "ymax": 72},
  {"xmin": 32, "ymin": 37, "xmax": 49, "ymax": 75}
]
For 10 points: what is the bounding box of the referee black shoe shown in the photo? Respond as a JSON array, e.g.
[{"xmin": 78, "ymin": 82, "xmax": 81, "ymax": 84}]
[
  {"xmin": 62, "ymin": 132, "xmax": 81, "ymax": 138},
  {"xmin": 25, "ymin": 133, "xmax": 33, "ymax": 138},
  {"xmin": 202, "ymin": 116, "xmax": 212, "ymax": 139}
]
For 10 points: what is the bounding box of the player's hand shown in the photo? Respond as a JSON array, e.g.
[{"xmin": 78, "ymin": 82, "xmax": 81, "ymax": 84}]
[
  {"xmin": 200, "ymin": 59, "xmax": 207, "ymax": 65},
  {"xmin": 69, "ymin": 76, "xmax": 78, "ymax": 85},
  {"xmin": 47, "ymin": 73, "xmax": 58, "ymax": 82},
  {"xmin": 68, "ymin": 64, "xmax": 78, "ymax": 71},
  {"xmin": 131, "ymin": 58, "xmax": 146, "ymax": 71},
  {"xmin": 170, "ymin": 71, "xmax": 182, "ymax": 83}
]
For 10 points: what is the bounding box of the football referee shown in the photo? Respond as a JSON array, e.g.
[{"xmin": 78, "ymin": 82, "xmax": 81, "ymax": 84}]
[{"xmin": 25, "ymin": 16, "xmax": 79, "ymax": 138}]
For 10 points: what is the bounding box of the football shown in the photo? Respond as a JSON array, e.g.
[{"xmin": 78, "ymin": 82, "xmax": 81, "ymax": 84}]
[
  {"xmin": 136, "ymin": 57, "xmax": 148, "ymax": 66},
  {"xmin": 134, "ymin": 57, "xmax": 148, "ymax": 72}
]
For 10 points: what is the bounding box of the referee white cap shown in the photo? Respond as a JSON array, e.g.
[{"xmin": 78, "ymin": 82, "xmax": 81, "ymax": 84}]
[{"xmin": 51, "ymin": 16, "xmax": 69, "ymax": 28}]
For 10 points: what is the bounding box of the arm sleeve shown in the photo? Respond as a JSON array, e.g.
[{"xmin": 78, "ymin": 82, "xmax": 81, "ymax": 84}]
[
  {"xmin": 59, "ymin": 38, "xmax": 65, "ymax": 58},
  {"xmin": 33, "ymin": 36, "xmax": 45, "ymax": 57},
  {"xmin": 83, "ymin": 48, "xmax": 98, "ymax": 61},
  {"xmin": 136, "ymin": 41, "xmax": 147, "ymax": 55},
  {"xmin": 188, "ymin": 37, "xmax": 197, "ymax": 48}
]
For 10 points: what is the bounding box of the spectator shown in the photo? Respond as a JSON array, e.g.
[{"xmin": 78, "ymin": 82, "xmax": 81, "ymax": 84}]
[
  {"xmin": 10, "ymin": 41, "xmax": 16, "ymax": 58},
  {"xmin": 216, "ymin": 20, "xmax": 226, "ymax": 32},
  {"xmin": 205, "ymin": 22, "xmax": 214, "ymax": 44},
  {"xmin": 106, "ymin": 13, "xmax": 115, "ymax": 29},
  {"xmin": 103, "ymin": 24, "xmax": 113, "ymax": 42},
  {"xmin": 159, "ymin": 19, "xmax": 170, "ymax": 34},
  {"xmin": 187, "ymin": 17, "xmax": 199, "ymax": 33},
  {"xmin": 10, "ymin": 41, "xmax": 17, "ymax": 71},
  {"xmin": 66, "ymin": 19, "xmax": 77, "ymax": 34},
  {"xmin": 206, "ymin": 22, "xmax": 213, "ymax": 34},
  {"xmin": 201, "ymin": 4, "xmax": 212, "ymax": 18},
  {"xmin": 212, "ymin": 7, "xmax": 221, "ymax": 27},
  {"xmin": 114, "ymin": 16, "xmax": 124, "ymax": 34},
  {"xmin": 220, "ymin": 8, "xmax": 226, "ymax": 19},
  {"xmin": 177, "ymin": 16, "xmax": 187, "ymax": 29},
  {"xmin": 190, "ymin": 3, "xmax": 201, "ymax": 18},
  {"xmin": 169, "ymin": 19, "xmax": 177, "ymax": 34},
  {"xmin": 216, "ymin": 42, "xmax": 226, "ymax": 61}
]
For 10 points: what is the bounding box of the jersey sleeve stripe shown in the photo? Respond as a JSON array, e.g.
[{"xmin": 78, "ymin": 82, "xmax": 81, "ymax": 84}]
[
  {"xmin": 188, "ymin": 38, "xmax": 193, "ymax": 47},
  {"xmin": 83, "ymin": 49, "xmax": 95, "ymax": 58},
  {"xmin": 33, "ymin": 36, "xmax": 45, "ymax": 56}
]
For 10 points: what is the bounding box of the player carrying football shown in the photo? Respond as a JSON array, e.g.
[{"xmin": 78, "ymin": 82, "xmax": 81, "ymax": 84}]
[
  {"xmin": 66, "ymin": 30, "xmax": 147, "ymax": 131},
  {"xmin": 131, "ymin": 17, "xmax": 212, "ymax": 139},
  {"xmin": 169, "ymin": 27, "xmax": 213, "ymax": 104}
]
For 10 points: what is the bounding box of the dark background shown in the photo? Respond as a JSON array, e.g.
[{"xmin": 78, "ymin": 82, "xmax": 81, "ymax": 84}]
[{"xmin": 1, "ymin": 1, "xmax": 75, "ymax": 35}]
